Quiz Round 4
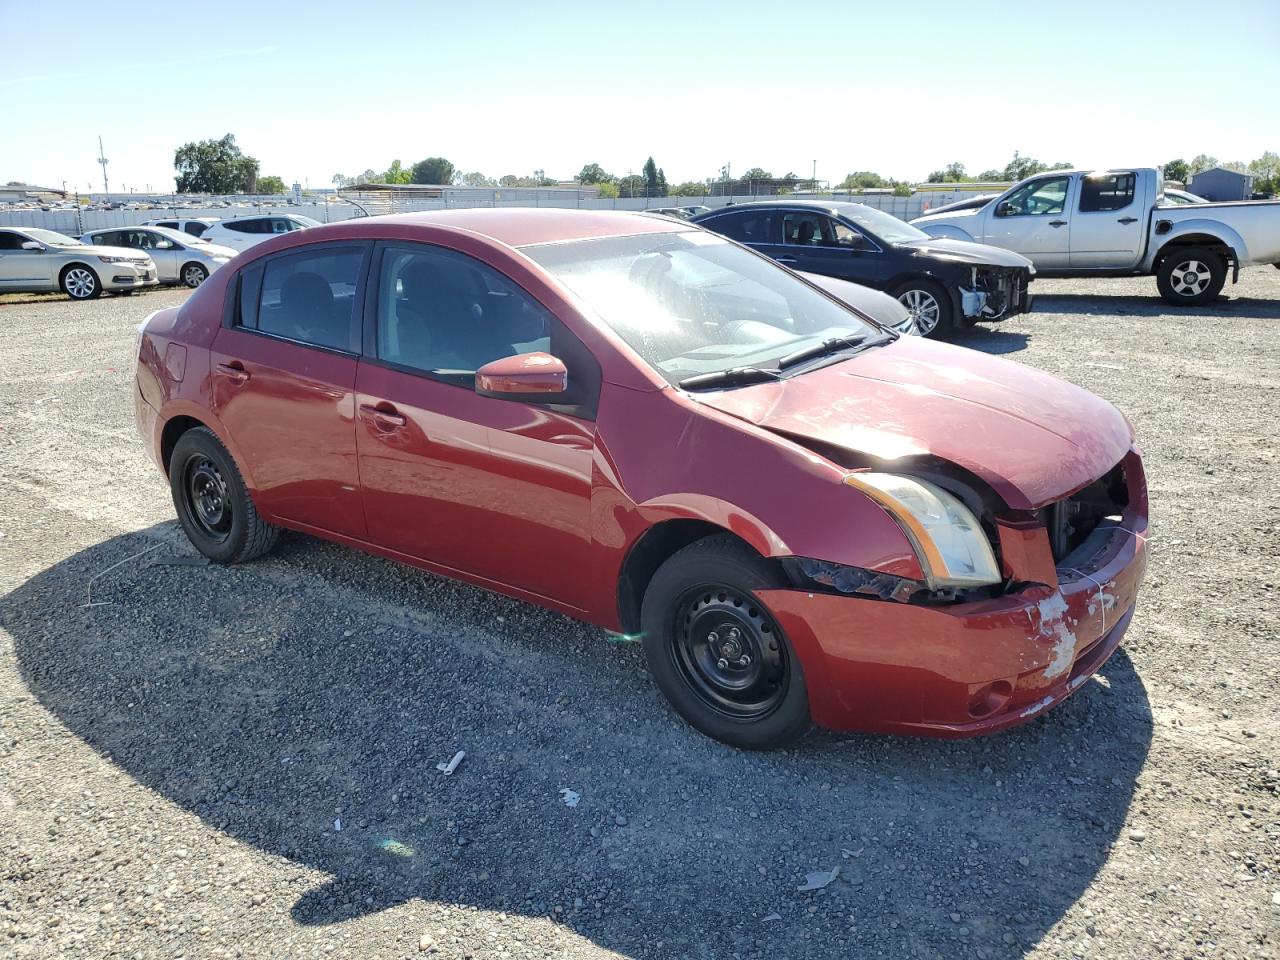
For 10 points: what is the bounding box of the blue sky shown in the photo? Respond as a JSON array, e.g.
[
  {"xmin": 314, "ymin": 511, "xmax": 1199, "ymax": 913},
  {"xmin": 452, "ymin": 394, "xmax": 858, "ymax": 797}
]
[{"xmin": 4, "ymin": 0, "xmax": 1278, "ymax": 192}]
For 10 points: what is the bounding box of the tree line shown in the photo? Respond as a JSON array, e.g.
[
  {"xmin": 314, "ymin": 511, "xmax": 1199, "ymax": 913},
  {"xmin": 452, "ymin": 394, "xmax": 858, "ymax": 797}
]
[{"xmin": 171, "ymin": 137, "xmax": 1280, "ymax": 198}]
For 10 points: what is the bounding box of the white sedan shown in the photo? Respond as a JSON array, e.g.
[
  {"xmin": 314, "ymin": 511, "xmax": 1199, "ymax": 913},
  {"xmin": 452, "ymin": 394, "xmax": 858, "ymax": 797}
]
[
  {"xmin": 82, "ymin": 226, "xmax": 236, "ymax": 288},
  {"xmin": 199, "ymin": 213, "xmax": 320, "ymax": 251}
]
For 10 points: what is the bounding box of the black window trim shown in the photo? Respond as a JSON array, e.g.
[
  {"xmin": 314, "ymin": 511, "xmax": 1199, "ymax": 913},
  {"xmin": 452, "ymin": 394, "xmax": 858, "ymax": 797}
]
[
  {"xmin": 225, "ymin": 239, "xmax": 372, "ymax": 357},
  {"xmin": 363, "ymin": 239, "xmax": 601, "ymax": 421}
]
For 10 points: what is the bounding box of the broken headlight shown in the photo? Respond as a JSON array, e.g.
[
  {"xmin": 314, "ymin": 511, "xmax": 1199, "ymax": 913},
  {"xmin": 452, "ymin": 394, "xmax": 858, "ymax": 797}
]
[{"xmin": 843, "ymin": 473, "xmax": 1001, "ymax": 589}]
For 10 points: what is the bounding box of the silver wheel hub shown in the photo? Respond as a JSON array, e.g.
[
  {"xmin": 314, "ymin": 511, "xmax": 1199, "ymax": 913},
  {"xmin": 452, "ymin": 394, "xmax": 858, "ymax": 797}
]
[
  {"xmin": 898, "ymin": 288, "xmax": 941, "ymax": 333},
  {"xmin": 1170, "ymin": 260, "xmax": 1211, "ymax": 296},
  {"xmin": 66, "ymin": 269, "xmax": 95, "ymax": 298}
]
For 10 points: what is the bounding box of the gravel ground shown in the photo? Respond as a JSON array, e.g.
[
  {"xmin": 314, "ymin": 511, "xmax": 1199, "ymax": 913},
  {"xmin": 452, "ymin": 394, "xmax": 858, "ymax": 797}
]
[{"xmin": 1, "ymin": 270, "xmax": 1278, "ymax": 960}]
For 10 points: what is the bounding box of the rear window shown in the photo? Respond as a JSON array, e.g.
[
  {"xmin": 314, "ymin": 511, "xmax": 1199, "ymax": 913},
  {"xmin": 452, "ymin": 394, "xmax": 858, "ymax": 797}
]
[
  {"xmin": 224, "ymin": 219, "xmax": 269, "ymax": 234},
  {"xmin": 703, "ymin": 211, "xmax": 778, "ymax": 245},
  {"xmin": 1079, "ymin": 173, "xmax": 1136, "ymax": 213},
  {"xmin": 235, "ymin": 244, "xmax": 366, "ymax": 351},
  {"xmin": 185, "ymin": 223, "xmax": 208, "ymax": 237}
]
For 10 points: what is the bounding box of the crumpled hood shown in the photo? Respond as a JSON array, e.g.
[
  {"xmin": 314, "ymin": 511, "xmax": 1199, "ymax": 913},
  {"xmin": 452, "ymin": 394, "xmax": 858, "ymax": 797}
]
[
  {"xmin": 694, "ymin": 337, "xmax": 1132, "ymax": 510},
  {"xmin": 900, "ymin": 236, "xmax": 1033, "ymax": 270}
]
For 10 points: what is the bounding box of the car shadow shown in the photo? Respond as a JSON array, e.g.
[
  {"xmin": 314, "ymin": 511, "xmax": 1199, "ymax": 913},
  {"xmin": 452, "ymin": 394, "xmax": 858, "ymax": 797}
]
[
  {"xmin": 1033, "ymin": 292, "xmax": 1280, "ymax": 320},
  {"xmin": 4, "ymin": 525, "xmax": 1152, "ymax": 959},
  {"xmin": 948, "ymin": 326, "xmax": 1031, "ymax": 354}
]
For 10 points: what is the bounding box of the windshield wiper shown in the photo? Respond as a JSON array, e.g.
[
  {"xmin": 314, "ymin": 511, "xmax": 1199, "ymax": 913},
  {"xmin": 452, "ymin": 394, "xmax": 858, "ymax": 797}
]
[
  {"xmin": 678, "ymin": 366, "xmax": 782, "ymax": 391},
  {"xmin": 776, "ymin": 334, "xmax": 870, "ymax": 371}
]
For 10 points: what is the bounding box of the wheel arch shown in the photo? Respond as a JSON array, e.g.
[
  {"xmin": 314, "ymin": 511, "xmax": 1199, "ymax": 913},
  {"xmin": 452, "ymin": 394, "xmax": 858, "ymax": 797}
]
[
  {"xmin": 1152, "ymin": 227, "xmax": 1242, "ymax": 273},
  {"xmin": 179, "ymin": 260, "xmax": 207, "ymax": 282},
  {"xmin": 156, "ymin": 403, "xmax": 258, "ymax": 492},
  {"xmin": 58, "ymin": 260, "xmax": 100, "ymax": 285},
  {"xmin": 616, "ymin": 519, "xmax": 780, "ymax": 636}
]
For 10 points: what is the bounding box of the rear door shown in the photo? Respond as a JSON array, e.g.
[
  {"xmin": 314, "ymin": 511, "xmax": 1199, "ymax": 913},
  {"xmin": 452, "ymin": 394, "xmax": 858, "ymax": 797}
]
[
  {"xmin": 1069, "ymin": 171, "xmax": 1143, "ymax": 268},
  {"xmin": 210, "ymin": 241, "xmax": 371, "ymax": 537},
  {"xmin": 354, "ymin": 241, "xmax": 598, "ymax": 610},
  {"xmin": 985, "ymin": 174, "xmax": 1074, "ymax": 268},
  {"xmin": 134, "ymin": 229, "xmax": 180, "ymax": 282}
]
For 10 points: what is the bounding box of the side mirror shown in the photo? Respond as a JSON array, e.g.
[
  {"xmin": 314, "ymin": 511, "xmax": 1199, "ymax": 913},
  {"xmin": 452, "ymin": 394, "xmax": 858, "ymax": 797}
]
[
  {"xmin": 994, "ymin": 201, "xmax": 1013, "ymax": 218},
  {"xmin": 21, "ymin": 240, "xmax": 44, "ymax": 251},
  {"xmin": 476, "ymin": 351, "xmax": 568, "ymax": 401}
]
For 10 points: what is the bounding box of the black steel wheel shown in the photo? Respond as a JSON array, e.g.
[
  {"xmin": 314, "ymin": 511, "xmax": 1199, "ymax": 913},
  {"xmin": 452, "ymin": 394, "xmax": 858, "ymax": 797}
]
[
  {"xmin": 169, "ymin": 426, "xmax": 279, "ymax": 563},
  {"xmin": 641, "ymin": 535, "xmax": 810, "ymax": 749}
]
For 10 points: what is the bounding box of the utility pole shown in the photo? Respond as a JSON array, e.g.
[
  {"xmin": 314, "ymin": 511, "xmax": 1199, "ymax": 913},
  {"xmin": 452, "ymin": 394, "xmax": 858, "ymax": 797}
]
[
  {"xmin": 812, "ymin": 159, "xmax": 817, "ymax": 193},
  {"xmin": 96, "ymin": 136, "xmax": 110, "ymax": 200}
]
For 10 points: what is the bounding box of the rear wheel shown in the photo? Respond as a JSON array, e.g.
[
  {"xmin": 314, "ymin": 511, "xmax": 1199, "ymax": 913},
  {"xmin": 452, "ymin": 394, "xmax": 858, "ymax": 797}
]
[
  {"xmin": 61, "ymin": 265, "xmax": 101, "ymax": 300},
  {"xmin": 1156, "ymin": 247, "xmax": 1226, "ymax": 306},
  {"xmin": 170, "ymin": 427, "xmax": 279, "ymax": 563},
  {"xmin": 892, "ymin": 278, "xmax": 952, "ymax": 337},
  {"xmin": 640, "ymin": 535, "xmax": 810, "ymax": 749},
  {"xmin": 181, "ymin": 262, "xmax": 208, "ymax": 288}
]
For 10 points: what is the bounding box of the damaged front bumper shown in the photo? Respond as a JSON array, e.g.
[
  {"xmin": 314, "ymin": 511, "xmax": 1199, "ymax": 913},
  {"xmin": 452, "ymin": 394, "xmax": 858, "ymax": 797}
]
[
  {"xmin": 959, "ymin": 266, "xmax": 1034, "ymax": 322},
  {"xmin": 762, "ymin": 451, "xmax": 1148, "ymax": 737}
]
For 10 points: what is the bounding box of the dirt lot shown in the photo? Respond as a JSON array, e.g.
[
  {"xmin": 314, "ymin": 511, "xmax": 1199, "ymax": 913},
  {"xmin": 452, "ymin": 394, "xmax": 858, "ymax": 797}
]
[{"xmin": 1, "ymin": 270, "xmax": 1278, "ymax": 960}]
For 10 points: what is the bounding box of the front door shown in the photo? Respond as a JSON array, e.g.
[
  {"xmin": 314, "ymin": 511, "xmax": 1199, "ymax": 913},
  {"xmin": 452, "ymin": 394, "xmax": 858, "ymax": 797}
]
[
  {"xmin": 983, "ymin": 175, "xmax": 1073, "ymax": 269},
  {"xmin": 209, "ymin": 241, "xmax": 370, "ymax": 538},
  {"xmin": 130, "ymin": 229, "xmax": 181, "ymax": 283},
  {"xmin": 0, "ymin": 230, "xmax": 50, "ymax": 288},
  {"xmin": 765, "ymin": 211, "xmax": 890, "ymax": 289},
  {"xmin": 1070, "ymin": 171, "xmax": 1144, "ymax": 269},
  {"xmin": 354, "ymin": 242, "xmax": 596, "ymax": 611}
]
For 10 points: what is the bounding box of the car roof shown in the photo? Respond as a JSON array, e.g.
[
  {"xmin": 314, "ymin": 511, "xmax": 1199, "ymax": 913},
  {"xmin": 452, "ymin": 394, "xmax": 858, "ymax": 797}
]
[
  {"xmin": 693, "ymin": 199, "xmax": 873, "ymax": 218},
  {"xmin": 273, "ymin": 208, "xmax": 691, "ymax": 248}
]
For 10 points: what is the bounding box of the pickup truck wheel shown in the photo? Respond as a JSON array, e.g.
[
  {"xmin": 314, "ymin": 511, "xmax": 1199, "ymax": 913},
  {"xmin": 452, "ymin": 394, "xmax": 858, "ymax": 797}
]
[
  {"xmin": 892, "ymin": 279, "xmax": 952, "ymax": 337},
  {"xmin": 640, "ymin": 535, "xmax": 810, "ymax": 750},
  {"xmin": 1157, "ymin": 247, "xmax": 1226, "ymax": 306}
]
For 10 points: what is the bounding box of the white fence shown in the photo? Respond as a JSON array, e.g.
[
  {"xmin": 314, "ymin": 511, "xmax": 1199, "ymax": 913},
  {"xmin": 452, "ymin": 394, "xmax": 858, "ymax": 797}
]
[{"xmin": 0, "ymin": 188, "xmax": 988, "ymax": 235}]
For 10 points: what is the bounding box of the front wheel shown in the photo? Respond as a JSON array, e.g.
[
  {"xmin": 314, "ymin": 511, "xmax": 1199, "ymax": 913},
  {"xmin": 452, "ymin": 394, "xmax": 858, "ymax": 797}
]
[
  {"xmin": 170, "ymin": 427, "xmax": 279, "ymax": 563},
  {"xmin": 640, "ymin": 535, "xmax": 810, "ymax": 749},
  {"xmin": 1156, "ymin": 247, "xmax": 1226, "ymax": 306},
  {"xmin": 61, "ymin": 265, "xmax": 102, "ymax": 300},
  {"xmin": 181, "ymin": 262, "xmax": 208, "ymax": 288},
  {"xmin": 892, "ymin": 278, "xmax": 952, "ymax": 338}
]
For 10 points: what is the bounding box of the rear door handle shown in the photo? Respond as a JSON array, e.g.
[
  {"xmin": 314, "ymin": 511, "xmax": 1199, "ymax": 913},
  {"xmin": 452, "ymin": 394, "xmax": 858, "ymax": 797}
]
[
  {"xmin": 1117, "ymin": 216, "xmax": 1138, "ymax": 224},
  {"xmin": 1048, "ymin": 220, "xmax": 1067, "ymax": 227},
  {"xmin": 774, "ymin": 256, "xmax": 798, "ymax": 264},
  {"xmin": 359, "ymin": 403, "xmax": 407, "ymax": 429},
  {"xmin": 215, "ymin": 362, "xmax": 250, "ymax": 383}
]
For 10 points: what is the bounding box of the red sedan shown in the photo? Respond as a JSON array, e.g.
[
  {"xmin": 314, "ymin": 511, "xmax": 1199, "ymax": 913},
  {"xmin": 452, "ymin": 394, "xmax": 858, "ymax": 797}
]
[{"xmin": 134, "ymin": 209, "xmax": 1147, "ymax": 749}]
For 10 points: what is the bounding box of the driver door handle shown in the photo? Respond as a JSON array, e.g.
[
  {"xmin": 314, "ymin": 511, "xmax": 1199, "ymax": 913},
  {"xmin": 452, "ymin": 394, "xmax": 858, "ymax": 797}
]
[
  {"xmin": 1048, "ymin": 220, "xmax": 1067, "ymax": 227},
  {"xmin": 774, "ymin": 256, "xmax": 798, "ymax": 264},
  {"xmin": 1117, "ymin": 216, "xmax": 1138, "ymax": 224},
  {"xmin": 359, "ymin": 403, "xmax": 407, "ymax": 429}
]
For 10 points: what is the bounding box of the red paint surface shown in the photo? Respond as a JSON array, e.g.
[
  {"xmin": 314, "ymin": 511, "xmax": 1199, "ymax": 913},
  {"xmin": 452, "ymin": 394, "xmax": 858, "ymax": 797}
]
[{"xmin": 135, "ymin": 210, "xmax": 1149, "ymax": 736}]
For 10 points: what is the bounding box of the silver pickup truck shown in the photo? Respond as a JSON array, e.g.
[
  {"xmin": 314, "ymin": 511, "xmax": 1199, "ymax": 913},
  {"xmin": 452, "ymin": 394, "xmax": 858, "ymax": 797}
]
[{"xmin": 911, "ymin": 167, "xmax": 1280, "ymax": 305}]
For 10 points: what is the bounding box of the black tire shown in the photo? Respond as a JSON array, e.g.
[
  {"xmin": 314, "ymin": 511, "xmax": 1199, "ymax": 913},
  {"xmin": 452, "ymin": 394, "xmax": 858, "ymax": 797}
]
[
  {"xmin": 170, "ymin": 426, "xmax": 279, "ymax": 563},
  {"xmin": 891, "ymin": 277, "xmax": 953, "ymax": 338},
  {"xmin": 640, "ymin": 535, "xmax": 810, "ymax": 749},
  {"xmin": 1156, "ymin": 246, "xmax": 1226, "ymax": 306},
  {"xmin": 60, "ymin": 264, "xmax": 102, "ymax": 300},
  {"xmin": 181, "ymin": 262, "xmax": 208, "ymax": 288}
]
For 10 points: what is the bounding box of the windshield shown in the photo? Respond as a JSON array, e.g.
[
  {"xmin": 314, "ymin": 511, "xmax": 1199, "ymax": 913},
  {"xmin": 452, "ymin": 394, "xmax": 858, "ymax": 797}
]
[
  {"xmin": 24, "ymin": 228, "xmax": 81, "ymax": 247},
  {"xmin": 523, "ymin": 232, "xmax": 879, "ymax": 386},
  {"xmin": 838, "ymin": 205, "xmax": 929, "ymax": 244}
]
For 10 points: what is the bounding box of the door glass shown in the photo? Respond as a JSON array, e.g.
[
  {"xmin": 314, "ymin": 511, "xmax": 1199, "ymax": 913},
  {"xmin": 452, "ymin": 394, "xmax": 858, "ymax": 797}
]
[
  {"xmin": 1000, "ymin": 177, "xmax": 1070, "ymax": 216},
  {"xmin": 185, "ymin": 223, "xmax": 207, "ymax": 236},
  {"xmin": 782, "ymin": 212, "xmax": 831, "ymax": 246},
  {"xmin": 830, "ymin": 220, "xmax": 868, "ymax": 248},
  {"xmin": 0, "ymin": 231, "xmax": 24, "ymax": 250},
  {"xmin": 251, "ymin": 246, "xmax": 364, "ymax": 351},
  {"xmin": 706, "ymin": 211, "xmax": 777, "ymax": 245},
  {"xmin": 1079, "ymin": 173, "xmax": 1136, "ymax": 212},
  {"xmin": 376, "ymin": 246, "xmax": 552, "ymax": 379}
]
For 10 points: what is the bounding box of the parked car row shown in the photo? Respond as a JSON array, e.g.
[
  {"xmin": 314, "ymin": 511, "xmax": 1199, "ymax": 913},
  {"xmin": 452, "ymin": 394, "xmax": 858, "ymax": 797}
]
[
  {"xmin": 134, "ymin": 207, "xmax": 1149, "ymax": 748},
  {"xmin": 0, "ymin": 214, "xmax": 327, "ymax": 299}
]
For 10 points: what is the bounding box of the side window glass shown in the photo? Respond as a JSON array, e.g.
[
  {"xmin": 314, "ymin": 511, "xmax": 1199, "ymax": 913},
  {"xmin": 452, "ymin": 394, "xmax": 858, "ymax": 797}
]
[
  {"xmin": 709, "ymin": 212, "xmax": 776, "ymax": 245},
  {"xmin": 186, "ymin": 223, "xmax": 206, "ymax": 237},
  {"xmin": 224, "ymin": 221, "xmax": 251, "ymax": 233},
  {"xmin": 0, "ymin": 231, "xmax": 24, "ymax": 251},
  {"xmin": 376, "ymin": 246, "xmax": 554, "ymax": 379},
  {"xmin": 783, "ymin": 212, "xmax": 830, "ymax": 246},
  {"xmin": 1000, "ymin": 177, "xmax": 1070, "ymax": 217},
  {"xmin": 156, "ymin": 221, "xmax": 177, "ymax": 230},
  {"xmin": 255, "ymin": 246, "xmax": 364, "ymax": 351},
  {"xmin": 1079, "ymin": 173, "xmax": 1136, "ymax": 213},
  {"xmin": 272, "ymin": 219, "xmax": 292, "ymax": 234}
]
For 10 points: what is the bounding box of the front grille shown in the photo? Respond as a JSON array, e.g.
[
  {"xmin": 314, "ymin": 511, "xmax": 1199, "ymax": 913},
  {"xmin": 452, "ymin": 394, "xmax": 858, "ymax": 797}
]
[{"xmin": 1043, "ymin": 462, "xmax": 1129, "ymax": 564}]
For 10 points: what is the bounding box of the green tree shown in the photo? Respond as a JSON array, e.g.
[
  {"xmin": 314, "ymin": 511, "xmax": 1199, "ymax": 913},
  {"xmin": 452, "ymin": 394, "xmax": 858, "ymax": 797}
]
[
  {"xmin": 1249, "ymin": 151, "xmax": 1280, "ymax": 193},
  {"xmin": 1002, "ymin": 151, "xmax": 1047, "ymax": 182},
  {"xmin": 642, "ymin": 157, "xmax": 662, "ymax": 197},
  {"xmin": 891, "ymin": 181, "xmax": 913, "ymax": 197},
  {"xmin": 740, "ymin": 167, "xmax": 772, "ymax": 181},
  {"xmin": 1162, "ymin": 159, "xmax": 1190, "ymax": 183},
  {"xmin": 1189, "ymin": 154, "xmax": 1218, "ymax": 175},
  {"xmin": 976, "ymin": 169, "xmax": 1003, "ymax": 181},
  {"xmin": 944, "ymin": 161, "xmax": 968, "ymax": 182},
  {"xmin": 618, "ymin": 174, "xmax": 646, "ymax": 198},
  {"xmin": 410, "ymin": 157, "xmax": 455, "ymax": 185},
  {"xmin": 257, "ymin": 175, "xmax": 286, "ymax": 194},
  {"xmin": 595, "ymin": 180, "xmax": 620, "ymax": 199},
  {"xmin": 1047, "ymin": 161, "xmax": 1074, "ymax": 171},
  {"xmin": 838, "ymin": 171, "xmax": 886, "ymax": 190},
  {"xmin": 381, "ymin": 159, "xmax": 413, "ymax": 184},
  {"xmin": 926, "ymin": 170, "xmax": 946, "ymax": 183},
  {"xmin": 672, "ymin": 181, "xmax": 705, "ymax": 197},
  {"xmin": 1221, "ymin": 160, "xmax": 1248, "ymax": 173},
  {"xmin": 458, "ymin": 171, "xmax": 496, "ymax": 187},
  {"xmin": 499, "ymin": 175, "xmax": 520, "ymax": 187},
  {"xmin": 577, "ymin": 163, "xmax": 613, "ymax": 184},
  {"xmin": 173, "ymin": 133, "xmax": 260, "ymax": 193}
]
